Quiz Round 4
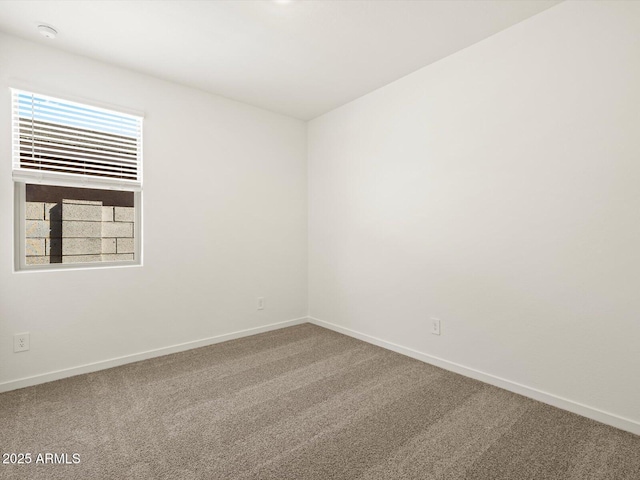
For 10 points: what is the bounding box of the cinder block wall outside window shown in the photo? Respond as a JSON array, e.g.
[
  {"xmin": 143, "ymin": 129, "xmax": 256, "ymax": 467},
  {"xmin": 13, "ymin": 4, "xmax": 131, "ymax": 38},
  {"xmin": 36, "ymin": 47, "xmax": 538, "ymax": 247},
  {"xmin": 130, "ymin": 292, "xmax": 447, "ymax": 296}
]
[{"xmin": 25, "ymin": 185, "xmax": 135, "ymax": 265}]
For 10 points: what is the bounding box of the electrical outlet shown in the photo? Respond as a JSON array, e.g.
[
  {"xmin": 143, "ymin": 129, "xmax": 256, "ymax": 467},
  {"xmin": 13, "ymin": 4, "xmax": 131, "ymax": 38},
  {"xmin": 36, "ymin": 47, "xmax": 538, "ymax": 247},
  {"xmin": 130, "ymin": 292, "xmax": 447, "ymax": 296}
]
[
  {"xmin": 430, "ymin": 318, "xmax": 441, "ymax": 336},
  {"xmin": 14, "ymin": 332, "xmax": 30, "ymax": 352},
  {"xmin": 257, "ymin": 297, "xmax": 265, "ymax": 310}
]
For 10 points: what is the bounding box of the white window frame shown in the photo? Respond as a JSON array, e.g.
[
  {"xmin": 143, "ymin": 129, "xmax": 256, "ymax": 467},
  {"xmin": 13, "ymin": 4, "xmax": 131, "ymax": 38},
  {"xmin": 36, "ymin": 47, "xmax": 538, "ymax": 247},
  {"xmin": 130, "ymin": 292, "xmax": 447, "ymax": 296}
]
[
  {"xmin": 11, "ymin": 88, "xmax": 144, "ymax": 272},
  {"xmin": 14, "ymin": 184, "xmax": 143, "ymax": 272}
]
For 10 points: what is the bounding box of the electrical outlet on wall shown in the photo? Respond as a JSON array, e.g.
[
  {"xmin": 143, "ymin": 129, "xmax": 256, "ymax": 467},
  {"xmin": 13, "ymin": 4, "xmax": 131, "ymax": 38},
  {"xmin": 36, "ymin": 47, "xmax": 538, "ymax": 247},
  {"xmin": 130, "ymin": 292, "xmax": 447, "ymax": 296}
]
[
  {"xmin": 257, "ymin": 297, "xmax": 265, "ymax": 310},
  {"xmin": 430, "ymin": 318, "xmax": 441, "ymax": 336},
  {"xmin": 14, "ymin": 332, "xmax": 30, "ymax": 352}
]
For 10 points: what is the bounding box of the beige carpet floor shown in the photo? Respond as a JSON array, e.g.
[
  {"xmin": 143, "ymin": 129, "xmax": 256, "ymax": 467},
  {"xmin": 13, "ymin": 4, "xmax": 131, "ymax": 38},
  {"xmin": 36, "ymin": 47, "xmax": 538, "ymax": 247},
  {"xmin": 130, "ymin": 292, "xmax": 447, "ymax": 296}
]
[{"xmin": 1, "ymin": 323, "xmax": 638, "ymax": 479}]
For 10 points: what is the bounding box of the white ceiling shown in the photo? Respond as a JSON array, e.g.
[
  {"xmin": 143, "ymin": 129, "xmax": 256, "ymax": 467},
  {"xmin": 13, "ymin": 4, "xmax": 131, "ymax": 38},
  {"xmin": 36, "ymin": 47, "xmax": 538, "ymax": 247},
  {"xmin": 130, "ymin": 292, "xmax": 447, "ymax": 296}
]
[{"xmin": 0, "ymin": 0, "xmax": 561, "ymax": 120}]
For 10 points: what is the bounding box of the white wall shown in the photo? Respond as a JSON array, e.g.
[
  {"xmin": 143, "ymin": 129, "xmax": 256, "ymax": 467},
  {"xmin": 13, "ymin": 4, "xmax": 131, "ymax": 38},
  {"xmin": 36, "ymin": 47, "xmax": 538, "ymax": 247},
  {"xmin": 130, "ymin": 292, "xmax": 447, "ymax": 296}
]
[
  {"xmin": 309, "ymin": 1, "xmax": 640, "ymax": 428},
  {"xmin": 0, "ymin": 33, "xmax": 308, "ymax": 388}
]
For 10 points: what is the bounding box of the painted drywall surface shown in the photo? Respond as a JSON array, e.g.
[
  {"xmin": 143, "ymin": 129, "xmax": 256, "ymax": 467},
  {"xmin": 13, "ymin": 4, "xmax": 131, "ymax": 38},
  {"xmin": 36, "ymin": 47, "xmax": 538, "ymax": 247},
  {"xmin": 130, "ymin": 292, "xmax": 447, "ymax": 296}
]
[
  {"xmin": 308, "ymin": 1, "xmax": 640, "ymax": 423},
  {"xmin": 0, "ymin": 33, "xmax": 308, "ymax": 385}
]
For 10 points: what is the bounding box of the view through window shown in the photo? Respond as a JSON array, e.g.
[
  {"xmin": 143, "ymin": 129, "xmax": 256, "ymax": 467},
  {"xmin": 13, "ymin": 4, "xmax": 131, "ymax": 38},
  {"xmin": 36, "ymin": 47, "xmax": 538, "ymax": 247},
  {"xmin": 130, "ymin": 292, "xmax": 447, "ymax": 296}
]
[{"xmin": 25, "ymin": 184, "xmax": 135, "ymax": 265}]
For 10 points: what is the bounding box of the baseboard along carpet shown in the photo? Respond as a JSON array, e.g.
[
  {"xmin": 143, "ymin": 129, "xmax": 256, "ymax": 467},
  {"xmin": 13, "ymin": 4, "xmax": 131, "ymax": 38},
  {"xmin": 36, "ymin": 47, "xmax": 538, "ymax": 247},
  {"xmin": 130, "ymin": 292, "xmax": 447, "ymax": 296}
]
[{"xmin": 1, "ymin": 323, "xmax": 638, "ymax": 479}]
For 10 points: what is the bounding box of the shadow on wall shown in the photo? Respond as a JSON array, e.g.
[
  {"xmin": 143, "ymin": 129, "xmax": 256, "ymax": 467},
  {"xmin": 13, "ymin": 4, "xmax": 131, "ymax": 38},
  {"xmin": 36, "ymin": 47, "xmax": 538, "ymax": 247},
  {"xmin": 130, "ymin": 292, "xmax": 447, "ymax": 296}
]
[
  {"xmin": 48, "ymin": 203, "xmax": 62, "ymax": 263},
  {"xmin": 26, "ymin": 184, "xmax": 134, "ymax": 206}
]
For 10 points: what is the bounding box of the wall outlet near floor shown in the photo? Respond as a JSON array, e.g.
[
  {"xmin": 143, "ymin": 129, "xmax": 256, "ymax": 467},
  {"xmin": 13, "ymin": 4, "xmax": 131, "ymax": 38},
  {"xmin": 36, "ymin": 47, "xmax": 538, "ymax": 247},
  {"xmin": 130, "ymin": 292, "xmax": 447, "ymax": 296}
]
[
  {"xmin": 14, "ymin": 332, "xmax": 30, "ymax": 352},
  {"xmin": 430, "ymin": 318, "xmax": 441, "ymax": 336},
  {"xmin": 257, "ymin": 297, "xmax": 265, "ymax": 310}
]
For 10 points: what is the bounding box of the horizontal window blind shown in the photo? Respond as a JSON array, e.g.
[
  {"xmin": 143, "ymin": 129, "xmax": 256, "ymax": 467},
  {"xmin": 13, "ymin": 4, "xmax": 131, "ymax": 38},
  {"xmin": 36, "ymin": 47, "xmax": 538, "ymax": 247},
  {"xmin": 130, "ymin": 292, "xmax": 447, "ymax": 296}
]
[{"xmin": 11, "ymin": 89, "xmax": 143, "ymax": 191}]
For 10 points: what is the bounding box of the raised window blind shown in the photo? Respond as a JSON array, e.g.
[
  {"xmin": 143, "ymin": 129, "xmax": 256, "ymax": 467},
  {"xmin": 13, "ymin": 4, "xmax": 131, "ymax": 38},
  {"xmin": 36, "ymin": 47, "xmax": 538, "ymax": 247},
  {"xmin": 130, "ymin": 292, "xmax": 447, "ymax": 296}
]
[{"xmin": 11, "ymin": 89, "xmax": 143, "ymax": 191}]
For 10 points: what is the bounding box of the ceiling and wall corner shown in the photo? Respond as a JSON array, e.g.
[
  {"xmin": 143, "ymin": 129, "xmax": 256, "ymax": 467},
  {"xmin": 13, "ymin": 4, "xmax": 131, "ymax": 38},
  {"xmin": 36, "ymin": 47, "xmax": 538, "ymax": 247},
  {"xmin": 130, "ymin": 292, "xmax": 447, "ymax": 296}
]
[{"xmin": 0, "ymin": 0, "xmax": 561, "ymax": 120}]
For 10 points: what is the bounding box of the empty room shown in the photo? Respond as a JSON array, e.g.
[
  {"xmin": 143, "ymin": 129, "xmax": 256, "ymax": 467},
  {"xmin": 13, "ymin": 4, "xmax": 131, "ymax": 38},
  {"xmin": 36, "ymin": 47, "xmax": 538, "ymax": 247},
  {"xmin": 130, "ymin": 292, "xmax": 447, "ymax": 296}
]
[{"xmin": 0, "ymin": 0, "xmax": 638, "ymax": 478}]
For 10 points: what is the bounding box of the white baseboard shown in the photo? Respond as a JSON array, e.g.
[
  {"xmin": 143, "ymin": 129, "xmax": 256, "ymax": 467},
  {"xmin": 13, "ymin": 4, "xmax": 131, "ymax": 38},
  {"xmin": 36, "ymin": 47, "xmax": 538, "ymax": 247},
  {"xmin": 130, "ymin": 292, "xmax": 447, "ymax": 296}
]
[
  {"xmin": 309, "ymin": 317, "xmax": 640, "ymax": 437},
  {"xmin": 0, "ymin": 316, "xmax": 309, "ymax": 394}
]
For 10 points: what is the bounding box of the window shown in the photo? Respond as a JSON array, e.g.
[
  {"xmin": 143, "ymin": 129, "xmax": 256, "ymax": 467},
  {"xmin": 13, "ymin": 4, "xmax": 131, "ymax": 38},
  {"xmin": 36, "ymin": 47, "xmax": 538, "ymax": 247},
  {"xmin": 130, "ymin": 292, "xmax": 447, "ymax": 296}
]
[{"xmin": 12, "ymin": 89, "xmax": 143, "ymax": 270}]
